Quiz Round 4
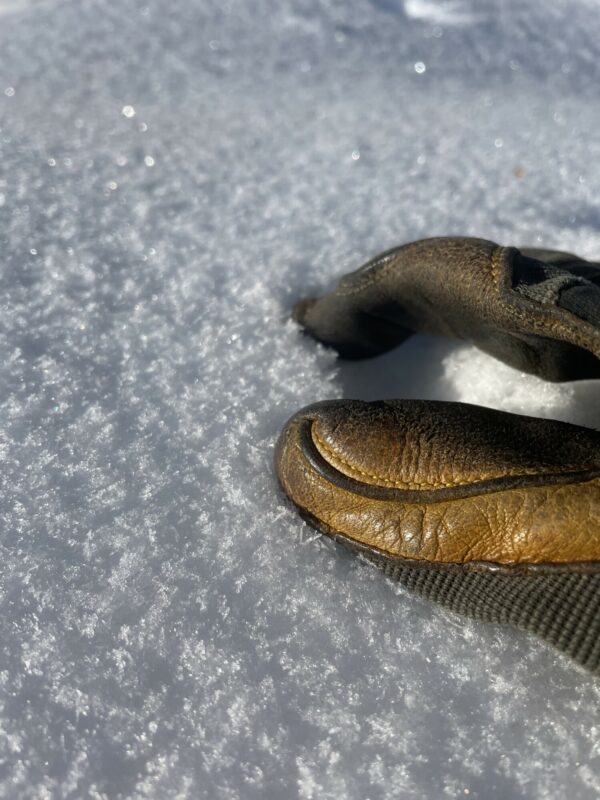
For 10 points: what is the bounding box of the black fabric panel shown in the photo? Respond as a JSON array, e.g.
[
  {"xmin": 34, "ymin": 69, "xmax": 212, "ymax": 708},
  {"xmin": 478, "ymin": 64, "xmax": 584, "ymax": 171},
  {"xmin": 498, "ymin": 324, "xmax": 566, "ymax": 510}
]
[
  {"xmin": 558, "ymin": 284, "xmax": 600, "ymax": 327},
  {"xmin": 365, "ymin": 554, "xmax": 600, "ymax": 673},
  {"xmin": 513, "ymin": 252, "xmax": 600, "ymax": 327}
]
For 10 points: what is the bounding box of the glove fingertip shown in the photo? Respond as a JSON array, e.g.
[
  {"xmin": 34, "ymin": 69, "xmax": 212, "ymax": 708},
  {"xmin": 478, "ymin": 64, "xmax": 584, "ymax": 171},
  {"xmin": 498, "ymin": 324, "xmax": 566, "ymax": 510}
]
[{"xmin": 292, "ymin": 296, "xmax": 318, "ymax": 326}]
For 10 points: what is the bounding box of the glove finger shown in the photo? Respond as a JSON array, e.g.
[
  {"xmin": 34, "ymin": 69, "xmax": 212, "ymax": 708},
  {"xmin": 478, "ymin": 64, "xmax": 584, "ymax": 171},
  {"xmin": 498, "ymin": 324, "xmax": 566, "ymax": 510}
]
[
  {"xmin": 292, "ymin": 247, "xmax": 416, "ymax": 359},
  {"xmin": 276, "ymin": 398, "xmax": 600, "ymax": 672},
  {"xmin": 295, "ymin": 237, "xmax": 600, "ymax": 380}
]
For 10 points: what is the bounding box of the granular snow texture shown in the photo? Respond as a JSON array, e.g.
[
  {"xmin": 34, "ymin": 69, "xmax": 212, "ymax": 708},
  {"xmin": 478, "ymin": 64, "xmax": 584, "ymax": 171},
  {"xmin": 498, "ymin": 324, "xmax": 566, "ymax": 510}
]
[{"xmin": 1, "ymin": 0, "xmax": 600, "ymax": 797}]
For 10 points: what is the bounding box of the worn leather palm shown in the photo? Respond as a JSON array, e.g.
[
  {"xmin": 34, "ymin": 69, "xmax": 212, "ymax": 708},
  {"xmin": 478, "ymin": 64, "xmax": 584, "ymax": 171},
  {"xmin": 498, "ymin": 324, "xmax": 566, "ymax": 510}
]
[{"xmin": 276, "ymin": 237, "xmax": 600, "ymax": 673}]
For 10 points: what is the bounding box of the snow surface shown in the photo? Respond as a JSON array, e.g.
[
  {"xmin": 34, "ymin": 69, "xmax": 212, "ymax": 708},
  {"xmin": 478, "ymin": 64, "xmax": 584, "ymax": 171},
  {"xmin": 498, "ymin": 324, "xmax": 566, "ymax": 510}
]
[{"xmin": 1, "ymin": 0, "xmax": 600, "ymax": 797}]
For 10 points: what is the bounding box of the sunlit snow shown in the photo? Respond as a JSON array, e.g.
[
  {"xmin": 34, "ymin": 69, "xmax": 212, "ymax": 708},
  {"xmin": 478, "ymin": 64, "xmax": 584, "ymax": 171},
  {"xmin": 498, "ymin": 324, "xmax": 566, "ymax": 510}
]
[{"xmin": 1, "ymin": 0, "xmax": 600, "ymax": 797}]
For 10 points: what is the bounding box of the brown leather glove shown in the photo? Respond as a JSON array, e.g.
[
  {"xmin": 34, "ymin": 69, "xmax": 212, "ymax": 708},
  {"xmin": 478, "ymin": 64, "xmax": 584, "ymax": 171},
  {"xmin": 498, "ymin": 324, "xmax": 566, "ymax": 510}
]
[
  {"xmin": 278, "ymin": 238, "xmax": 600, "ymax": 673},
  {"xmin": 294, "ymin": 237, "xmax": 600, "ymax": 381}
]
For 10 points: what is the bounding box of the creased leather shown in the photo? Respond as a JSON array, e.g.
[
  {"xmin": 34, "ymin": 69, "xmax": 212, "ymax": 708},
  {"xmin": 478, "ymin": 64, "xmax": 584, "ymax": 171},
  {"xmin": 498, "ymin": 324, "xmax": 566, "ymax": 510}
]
[
  {"xmin": 294, "ymin": 237, "xmax": 600, "ymax": 381},
  {"xmin": 276, "ymin": 400, "xmax": 600, "ymax": 571}
]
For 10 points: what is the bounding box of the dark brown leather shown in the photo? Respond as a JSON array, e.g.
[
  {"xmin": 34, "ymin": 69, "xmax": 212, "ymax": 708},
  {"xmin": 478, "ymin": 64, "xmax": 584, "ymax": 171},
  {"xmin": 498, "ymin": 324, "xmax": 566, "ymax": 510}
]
[
  {"xmin": 294, "ymin": 237, "xmax": 600, "ymax": 381},
  {"xmin": 276, "ymin": 399, "xmax": 600, "ymax": 572}
]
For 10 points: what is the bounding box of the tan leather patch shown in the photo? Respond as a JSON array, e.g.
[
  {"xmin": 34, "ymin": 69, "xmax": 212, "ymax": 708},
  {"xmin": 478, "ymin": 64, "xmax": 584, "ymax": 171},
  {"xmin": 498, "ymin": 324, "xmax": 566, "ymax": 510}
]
[{"xmin": 276, "ymin": 400, "xmax": 600, "ymax": 571}]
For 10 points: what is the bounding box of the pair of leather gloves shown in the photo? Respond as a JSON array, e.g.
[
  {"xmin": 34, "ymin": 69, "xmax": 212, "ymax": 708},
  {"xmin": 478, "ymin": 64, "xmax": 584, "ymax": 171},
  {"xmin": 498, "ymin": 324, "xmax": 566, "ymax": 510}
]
[{"xmin": 275, "ymin": 237, "xmax": 600, "ymax": 673}]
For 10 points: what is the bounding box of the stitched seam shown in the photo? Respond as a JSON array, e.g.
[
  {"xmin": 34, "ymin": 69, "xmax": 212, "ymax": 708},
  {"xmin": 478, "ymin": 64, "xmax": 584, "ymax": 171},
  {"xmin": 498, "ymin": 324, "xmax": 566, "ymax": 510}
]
[
  {"xmin": 492, "ymin": 246, "xmax": 600, "ymax": 356},
  {"xmin": 490, "ymin": 245, "xmax": 503, "ymax": 288},
  {"xmin": 312, "ymin": 426, "xmax": 415, "ymax": 486},
  {"xmin": 311, "ymin": 424, "xmax": 588, "ymax": 490}
]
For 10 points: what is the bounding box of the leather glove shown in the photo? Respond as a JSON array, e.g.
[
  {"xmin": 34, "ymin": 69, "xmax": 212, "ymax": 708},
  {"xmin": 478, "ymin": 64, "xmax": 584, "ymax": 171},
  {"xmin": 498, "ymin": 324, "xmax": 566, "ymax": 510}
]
[
  {"xmin": 278, "ymin": 238, "xmax": 600, "ymax": 672},
  {"xmin": 293, "ymin": 237, "xmax": 600, "ymax": 381}
]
